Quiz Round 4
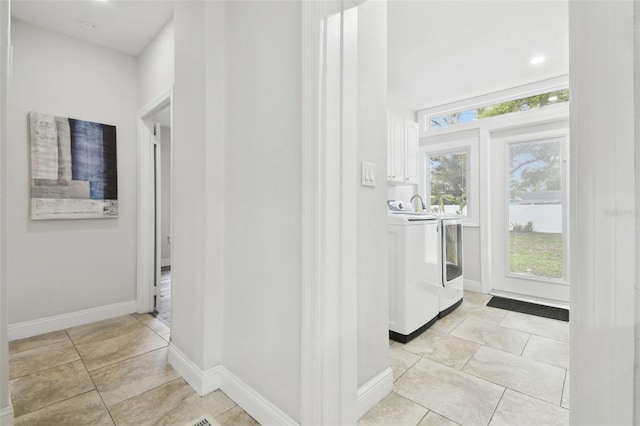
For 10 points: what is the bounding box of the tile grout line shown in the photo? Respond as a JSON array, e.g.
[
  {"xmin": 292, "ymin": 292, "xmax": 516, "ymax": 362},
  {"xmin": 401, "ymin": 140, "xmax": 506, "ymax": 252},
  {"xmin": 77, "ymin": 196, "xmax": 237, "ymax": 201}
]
[
  {"xmin": 487, "ymin": 387, "xmax": 506, "ymax": 425},
  {"xmin": 8, "ymin": 334, "xmax": 71, "ymax": 356},
  {"xmin": 415, "ymin": 409, "xmax": 429, "ymax": 426},
  {"xmin": 65, "ymin": 329, "xmax": 118, "ymax": 426},
  {"xmin": 12, "ymin": 389, "xmax": 98, "ymax": 421},
  {"xmin": 560, "ymin": 368, "xmax": 568, "ymax": 407},
  {"xmin": 519, "ymin": 333, "xmax": 532, "ymax": 356}
]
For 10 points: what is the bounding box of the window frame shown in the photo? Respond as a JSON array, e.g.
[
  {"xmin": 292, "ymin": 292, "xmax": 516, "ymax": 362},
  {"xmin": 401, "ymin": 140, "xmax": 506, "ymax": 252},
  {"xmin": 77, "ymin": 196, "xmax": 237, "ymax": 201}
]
[{"xmin": 420, "ymin": 132, "xmax": 480, "ymax": 227}]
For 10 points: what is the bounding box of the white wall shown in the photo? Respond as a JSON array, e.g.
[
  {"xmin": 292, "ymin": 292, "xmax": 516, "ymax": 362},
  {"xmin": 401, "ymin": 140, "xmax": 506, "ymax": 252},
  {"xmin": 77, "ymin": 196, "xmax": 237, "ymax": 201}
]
[
  {"xmin": 635, "ymin": 1, "xmax": 640, "ymax": 421},
  {"xmin": 170, "ymin": 0, "xmax": 224, "ymax": 373},
  {"xmin": 222, "ymin": 1, "xmax": 301, "ymax": 421},
  {"xmin": 7, "ymin": 20, "xmax": 138, "ymax": 325},
  {"xmin": 357, "ymin": 0, "xmax": 389, "ymax": 388},
  {"xmin": 160, "ymin": 127, "xmax": 171, "ymax": 264},
  {"xmin": 137, "ymin": 17, "xmax": 174, "ymax": 109},
  {"xmin": 0, "ymin": 0, "xmax": 10, "ymax": 421},
  {"xmin": 569, "ymin": 1, "xmax": 635, "ymax": 423}
]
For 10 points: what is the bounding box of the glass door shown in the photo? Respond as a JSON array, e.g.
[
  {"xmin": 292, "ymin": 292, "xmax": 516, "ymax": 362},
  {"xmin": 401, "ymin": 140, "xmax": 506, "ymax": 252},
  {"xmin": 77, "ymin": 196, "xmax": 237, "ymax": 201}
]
[{"xmin": 490, "ymin": 130, "xmax": 569, "ymax": 304}]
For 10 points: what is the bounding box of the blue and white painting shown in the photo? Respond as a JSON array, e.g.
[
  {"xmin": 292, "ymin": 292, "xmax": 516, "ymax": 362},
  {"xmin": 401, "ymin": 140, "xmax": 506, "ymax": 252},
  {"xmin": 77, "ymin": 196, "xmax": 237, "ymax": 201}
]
[{"xmin": 29, "ymin": 111, "xmax": 118, "ymax": 219}]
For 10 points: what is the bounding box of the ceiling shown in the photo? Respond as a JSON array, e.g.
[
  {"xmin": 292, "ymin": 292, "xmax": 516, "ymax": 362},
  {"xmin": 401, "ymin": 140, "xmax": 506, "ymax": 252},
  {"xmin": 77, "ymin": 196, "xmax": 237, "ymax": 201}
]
[
  {"xmin": 388, "ymin": 0, "xmax": 569, "ymax": 111},
  {"xmin": 11, "ymin": 0, "xmax": 174, "ymax": 56}
]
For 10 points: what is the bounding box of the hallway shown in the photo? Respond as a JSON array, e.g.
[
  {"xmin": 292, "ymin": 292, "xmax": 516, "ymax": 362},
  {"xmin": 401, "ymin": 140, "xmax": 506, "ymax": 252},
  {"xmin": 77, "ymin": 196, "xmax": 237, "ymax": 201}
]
[{"xmin": 8, "ymin": 314, "xmax": 257, "ymax": 425}]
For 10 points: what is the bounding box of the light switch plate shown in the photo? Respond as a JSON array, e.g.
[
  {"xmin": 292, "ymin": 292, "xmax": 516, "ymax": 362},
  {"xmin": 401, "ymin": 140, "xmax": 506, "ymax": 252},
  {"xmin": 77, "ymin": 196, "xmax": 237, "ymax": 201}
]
[{"xmin": 361, "ymin": 161, "xmax": 376, "ymax": 187}]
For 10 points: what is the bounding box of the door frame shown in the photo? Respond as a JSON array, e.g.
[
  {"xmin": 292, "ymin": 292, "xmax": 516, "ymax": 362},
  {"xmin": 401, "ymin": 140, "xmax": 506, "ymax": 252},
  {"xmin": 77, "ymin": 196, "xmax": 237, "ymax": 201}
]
[
  {"xmin": 136, "ymin": 87, "xmax": 173, "ymax": 314},
  {"xmin": 489, "ymin": 125, "xmax": 570, "ymax": 306},
  {"xmin": 301, "ymin": 2, "xmax": 359, "ymax": 424}
]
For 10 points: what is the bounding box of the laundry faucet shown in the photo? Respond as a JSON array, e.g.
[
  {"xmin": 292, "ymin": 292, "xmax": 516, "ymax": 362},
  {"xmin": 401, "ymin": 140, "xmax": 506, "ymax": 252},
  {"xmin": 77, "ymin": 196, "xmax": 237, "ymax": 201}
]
[{"xmin": 410, "ymin": 194, "xmax": 426, "ymax": 212}]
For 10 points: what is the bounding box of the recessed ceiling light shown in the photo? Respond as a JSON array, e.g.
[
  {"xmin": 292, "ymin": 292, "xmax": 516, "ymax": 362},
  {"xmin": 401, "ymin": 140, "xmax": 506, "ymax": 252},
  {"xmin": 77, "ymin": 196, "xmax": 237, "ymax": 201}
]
[
  {"xmin": 530, "ymin": 56, "xmax": 545, "ymax": 65},
  {"xmin": 77, "ymin": 19, "xmax": 97, "ymax": 30}
]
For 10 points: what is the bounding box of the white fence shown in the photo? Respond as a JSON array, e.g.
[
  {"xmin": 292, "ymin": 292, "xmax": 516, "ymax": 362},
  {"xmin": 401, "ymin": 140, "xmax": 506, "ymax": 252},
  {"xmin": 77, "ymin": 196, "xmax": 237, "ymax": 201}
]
[{"xmin": 509, "ymin": 204, "xmax": 562, "ymax": 233}]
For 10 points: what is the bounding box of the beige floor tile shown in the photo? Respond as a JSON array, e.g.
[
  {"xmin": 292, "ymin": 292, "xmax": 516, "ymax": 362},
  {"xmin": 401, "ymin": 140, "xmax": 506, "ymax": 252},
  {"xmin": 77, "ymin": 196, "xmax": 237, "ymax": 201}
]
[
  {"xmin": 76, "ymin": 327, "xmax": 167, "ymax": 371},
  {"xmin": 132, "ymin": 313, "xmax": 154, "ymax": 322},
  {"xmin": 9, "ymin": 360, "xmax": 95, "ymax": 417},
  {"xmin": 418, "ymin": 411, "xmax": 460, "ymax": 426},
  {"xmin": 429, "ymin": 313, "xmax": 465, "ymax": 334},
  {"xmin": 141, "ymin": 317, "xmax": 170, "ymax": 335},
  {"xmin": 450, "ymin": 319, "xmax": 530, "ymax": 355},
  {"xmin": 91, "ymin": 347, "xmax": 180, "ymax": 406},
  {"xmin": 456, "ymin": 303, "xmax": 508, "ymax": 325},
  {"xmin": 9, "ymin": 330, "xmax": 69, "ymax": 355},
  {"xmin": 402, "ymin": 330, "xmax": 480, "ymax": 370},
  {"xmin": 68, "ymin": 315, "xmax": 146, "ymax": 346},
  {"xmin": 562, "ymin": 371, "xmax": 570, "ymax": 409},
  {"xmin": 389, "ymin": 345, "xmax": 421, "ymax": 381},
  {"xmin": 395, "ymin": 358, "xmax": 504, "ymax": 426},
  {"xmin": 159, "ymin": 332, "xmax": 171, "ymax": 343},
  {"xmin": 109, "ymin": 378, "xmax": 236, "ymax": 426},
  {"xmin": 463, "ymin": 346, "xmax": 565, "ymax": 404},
  {"xmin": 522, "ymin": 334, "xmax": 569, "ymax": 369},
  {"xmin": 215, "ymin": 405, "xmax": 260, "ymax": 426},
  {"xmin": 9, "ymin": 340, "xmax": 80, "ymax": 379},
  {"xmin": 489, "ymin": 389, "xmax": 569, "ymax": 426},
  {"xmin": 359, "ymin": 392, "xmax": 427, "ymax": 426},
  {"xmin": 499, "ymin": 312, "xmax": 569, "ymax": 343},
  {"xmin": 463, "ymin": 291, "xmax": 491, "ymax": 306},
  {"xmin": 14, "ymin": 390, "xmax": 113, "ymax": 426}
]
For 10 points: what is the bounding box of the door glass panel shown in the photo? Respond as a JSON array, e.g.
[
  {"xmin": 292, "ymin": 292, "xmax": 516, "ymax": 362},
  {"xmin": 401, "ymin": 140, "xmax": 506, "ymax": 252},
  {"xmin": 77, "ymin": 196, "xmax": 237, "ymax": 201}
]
[
  {"xmin": 508, "ymin": 138, "xmax": 564, "ymax": 280},
  {"xmin": 445, "ymin": 223, "xmax": 463, "ymax": 281}
]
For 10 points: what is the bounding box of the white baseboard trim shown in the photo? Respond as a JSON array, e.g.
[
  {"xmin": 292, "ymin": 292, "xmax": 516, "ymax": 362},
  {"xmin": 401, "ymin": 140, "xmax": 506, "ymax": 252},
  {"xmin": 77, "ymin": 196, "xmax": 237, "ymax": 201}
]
[
  {"xmin": 0, "ymin": 403, "xmax": 14, "ymax": 426},
  {"xmin": 220, "ymin": 367, "xmax": 298, "ymax": 426},
  {"xmin": 356, "ymin": 367, "xmax": 393, "ymax": 420},
  {"xmin": 464, "ymin": 279, "xmax": 483, "ymax": 293},
  {"xmin": 168, "ymin": 344, "xmax": 298, "ymax": 425},
  {"xmin": 489, "ymin": 289, "xmax": 570, "ymax": 310},
  {"xmin": 161, "ymin": 258, "xmax": 171, "ymax": 268},
  {"xmin": 8, "ymin": 300, "xmax": 137, "ymax": 341},
  {"xmin": 167, "ymin": 344, "xmax": 222, "ymax": 396}
]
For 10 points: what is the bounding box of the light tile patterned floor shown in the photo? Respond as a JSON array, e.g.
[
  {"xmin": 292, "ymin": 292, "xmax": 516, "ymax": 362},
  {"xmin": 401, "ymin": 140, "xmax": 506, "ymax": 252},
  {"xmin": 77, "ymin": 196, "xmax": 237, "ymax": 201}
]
[
  {"xmin": 10, "ymin": 291, "xmax": 568, "ymax": 425},
  {"xmin": 362, "ymin": 291, "xmax": 570, "ymax": 426},
  {"xmin": 8, "ymin": 314, "xmax": 258, "ymax": 426}
]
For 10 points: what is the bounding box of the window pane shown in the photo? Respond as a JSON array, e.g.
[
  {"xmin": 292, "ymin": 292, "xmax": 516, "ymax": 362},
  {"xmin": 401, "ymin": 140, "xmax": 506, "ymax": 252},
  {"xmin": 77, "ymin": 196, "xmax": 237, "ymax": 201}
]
[
  {"xmin": 428, "ymin": 89, "xmax": 569, "ymax": 130},
  {"xmin": 429, "ymin": 151, "xmax": 468, "ymax": 216},
  {"xmin": 508, "ymin": 138, "xmax": 563, "ymax": 279}
]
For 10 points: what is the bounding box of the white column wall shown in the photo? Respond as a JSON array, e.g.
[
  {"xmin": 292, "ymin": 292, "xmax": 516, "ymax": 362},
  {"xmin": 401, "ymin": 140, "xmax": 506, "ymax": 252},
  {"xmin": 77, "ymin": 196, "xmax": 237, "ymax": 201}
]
[
  {"xmin": 357, "ymin": 0, "xmax": 389, "ymax": 388},
  {"xmin": 0, "ymin": 0, "xmax": 11, "ymax": 423},
  {"xmin": 569, "ymin": 1, "xmax": 635, "ymax": 424},
  {"xmin": 170, "ymin": 0, "xmax": 224, "ymax": 371},
  {"xmin": 221, "ymin": 1, "xmax": 302, "ymax": 421}
]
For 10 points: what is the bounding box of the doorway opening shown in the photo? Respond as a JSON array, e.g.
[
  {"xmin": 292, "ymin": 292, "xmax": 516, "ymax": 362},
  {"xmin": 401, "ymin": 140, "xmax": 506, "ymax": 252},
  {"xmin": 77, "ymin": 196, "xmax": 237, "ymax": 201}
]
[{"xmin": 136, "ymin": 88, "xmax": 173, "ymax": 326}]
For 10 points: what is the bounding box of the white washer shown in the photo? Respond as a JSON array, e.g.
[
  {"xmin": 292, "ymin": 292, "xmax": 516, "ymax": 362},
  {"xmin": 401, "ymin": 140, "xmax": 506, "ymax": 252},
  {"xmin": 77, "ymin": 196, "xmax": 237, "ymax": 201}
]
[{"xmin": 387, "ymin": 212, "xmax": 440, "ymax": 343}]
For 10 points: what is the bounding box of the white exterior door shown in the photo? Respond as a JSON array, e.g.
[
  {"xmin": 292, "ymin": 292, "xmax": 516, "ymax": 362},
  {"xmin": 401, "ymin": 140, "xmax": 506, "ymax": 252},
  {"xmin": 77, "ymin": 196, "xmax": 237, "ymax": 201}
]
[{"xmin": 490, "ymin": 122, "xmax": 569, "ymax": 305}]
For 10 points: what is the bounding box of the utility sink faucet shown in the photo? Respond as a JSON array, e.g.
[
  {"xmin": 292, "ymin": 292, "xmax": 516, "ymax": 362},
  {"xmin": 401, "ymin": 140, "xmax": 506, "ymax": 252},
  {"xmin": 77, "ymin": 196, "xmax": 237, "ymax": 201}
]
[{"xmin": 410, "ymin": 194, "xmax": 426, "ymax": 212}]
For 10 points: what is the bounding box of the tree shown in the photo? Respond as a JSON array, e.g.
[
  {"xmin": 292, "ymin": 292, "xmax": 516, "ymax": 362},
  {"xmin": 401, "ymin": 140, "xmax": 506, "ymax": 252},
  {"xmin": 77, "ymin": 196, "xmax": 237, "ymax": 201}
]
[
  {"xmin": 509, "ymin": 140, "xmax": 562, "ymax": 197},
  {"xmin": 430, "ymin": 152, "xmax": 467, "ymax": 214},
  {"xmin": 478, "ymin": 89, "xmax": 569, "ymax": 119}
]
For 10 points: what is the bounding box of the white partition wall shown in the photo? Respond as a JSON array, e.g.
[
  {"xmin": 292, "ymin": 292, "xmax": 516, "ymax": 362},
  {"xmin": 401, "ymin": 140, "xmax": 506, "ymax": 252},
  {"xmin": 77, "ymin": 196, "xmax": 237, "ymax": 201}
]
[
  {"xmin": 0, "ymin": 0, "xmax": 11, "ymax": 424},
  {"xmin": 569, "ymin": 1, "xmax": 635, "ymax": 424}
]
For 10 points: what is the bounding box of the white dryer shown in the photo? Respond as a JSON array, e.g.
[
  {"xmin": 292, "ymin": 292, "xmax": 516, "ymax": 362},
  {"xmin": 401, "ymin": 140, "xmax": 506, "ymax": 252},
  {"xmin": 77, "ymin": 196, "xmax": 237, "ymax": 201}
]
[{"xmin": 435, "ymin": 214, "xmax": 464, "ymax": 317}]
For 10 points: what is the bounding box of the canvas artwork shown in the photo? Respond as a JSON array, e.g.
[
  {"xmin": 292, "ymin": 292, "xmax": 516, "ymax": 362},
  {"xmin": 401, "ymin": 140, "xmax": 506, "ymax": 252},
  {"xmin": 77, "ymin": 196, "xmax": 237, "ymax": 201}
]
[{"xmin": 29, "ymin": 111, "xmax": 118, "ymax": 219}]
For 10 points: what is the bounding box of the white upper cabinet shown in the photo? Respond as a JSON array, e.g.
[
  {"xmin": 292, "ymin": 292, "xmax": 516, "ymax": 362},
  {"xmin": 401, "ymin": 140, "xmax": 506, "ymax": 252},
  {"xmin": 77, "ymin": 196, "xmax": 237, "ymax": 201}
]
[
  {"xmin": 387, "ymin": 112, "xmax": 419, "ymax": 185},
  {"xmin": 404, "ymin": 121, "xmax": 419, "ymax": 184}
]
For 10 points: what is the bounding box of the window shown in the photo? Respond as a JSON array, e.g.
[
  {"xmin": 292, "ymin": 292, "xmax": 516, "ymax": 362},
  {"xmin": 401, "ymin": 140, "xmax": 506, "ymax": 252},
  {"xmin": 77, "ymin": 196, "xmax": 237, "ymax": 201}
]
[
  {"xmin": 429, "ymin": 151, "xmax": 468, "ymax": 216},
  {"xmin": 429, "ymin": 89, "xmax": 569, "ymax": 130},
  {"xmin": 421, "ymin": 131, "xmax": 479, "ymax": 226}
]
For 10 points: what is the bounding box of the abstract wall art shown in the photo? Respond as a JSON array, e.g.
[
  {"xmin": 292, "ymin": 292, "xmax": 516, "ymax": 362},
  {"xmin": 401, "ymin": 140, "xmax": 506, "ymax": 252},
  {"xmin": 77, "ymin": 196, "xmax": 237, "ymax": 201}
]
[{"xmin": 29, "ymin": 111, "xmax": 118, "ymax": 219}]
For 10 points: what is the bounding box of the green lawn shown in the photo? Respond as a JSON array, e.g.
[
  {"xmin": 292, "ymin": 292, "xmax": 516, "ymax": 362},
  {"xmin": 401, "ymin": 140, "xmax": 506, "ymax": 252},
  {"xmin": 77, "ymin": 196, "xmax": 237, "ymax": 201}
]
[{"xmin": 510, "ymin": 231, "xmax": 563, "ymax": 279}]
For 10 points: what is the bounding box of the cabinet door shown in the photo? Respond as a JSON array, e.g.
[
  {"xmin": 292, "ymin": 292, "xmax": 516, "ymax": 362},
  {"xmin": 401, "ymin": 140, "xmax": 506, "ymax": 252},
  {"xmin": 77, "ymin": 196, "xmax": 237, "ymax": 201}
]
[
  {"xmin": 404, "ymin": 121, "xmax": 419, "ymax": 184},
  {"xmin": 388, "ymin": 113, "xmax": 404, "ymax": 183}
]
